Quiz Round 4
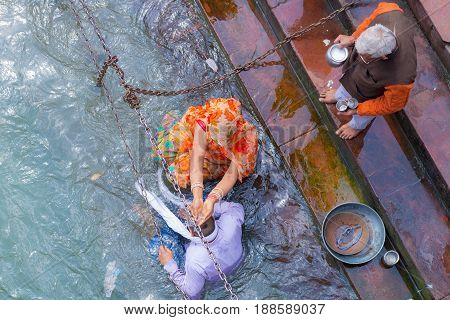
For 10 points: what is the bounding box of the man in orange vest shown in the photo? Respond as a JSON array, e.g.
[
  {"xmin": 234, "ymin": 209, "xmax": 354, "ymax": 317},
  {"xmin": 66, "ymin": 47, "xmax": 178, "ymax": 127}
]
[{"xmin": 320, "ymin": 2, "xmax": 417, "ymax": 139}]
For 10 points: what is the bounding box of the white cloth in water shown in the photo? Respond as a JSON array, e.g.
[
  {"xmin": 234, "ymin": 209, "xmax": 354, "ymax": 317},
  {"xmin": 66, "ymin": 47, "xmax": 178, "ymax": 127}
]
[{"xmin": 135, "ymin": 180, "xmax": 194, "ymax": 240}]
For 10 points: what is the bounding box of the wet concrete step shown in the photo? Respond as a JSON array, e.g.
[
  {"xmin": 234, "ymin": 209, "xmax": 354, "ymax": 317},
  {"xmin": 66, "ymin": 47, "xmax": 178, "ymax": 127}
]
[
  {"xmin": 252, "ymin": 0, "xmax": 449, "ymax": 299},
  {"xmin": 405, "ymin": 0, "xmax": 450, "ymax": 71},
  {"xmin": 197, "ymin": 0, "xmax": 415, "ymax": 299},
  {"xmin": 331, "ymin": 0, "xmax": 450, "ymax": 223}
]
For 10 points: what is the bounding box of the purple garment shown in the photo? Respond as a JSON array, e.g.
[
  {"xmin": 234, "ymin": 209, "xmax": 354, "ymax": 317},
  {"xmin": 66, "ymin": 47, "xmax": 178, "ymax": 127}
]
[{"xmin": 163, "ymin": 201, "xmax": 244, "ymax": 299}]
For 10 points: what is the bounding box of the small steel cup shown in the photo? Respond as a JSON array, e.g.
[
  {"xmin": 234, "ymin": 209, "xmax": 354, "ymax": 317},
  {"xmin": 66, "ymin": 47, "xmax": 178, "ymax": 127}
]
[
  {"xmin": 336, "ymin": 100, "xmax": 348, "ymax": 112},
  {"xmin": 336, "ymin": 98, "xmax": 358, "ymax": 112},
  {"xmin": 346, "ymin": 98, "xmax": 358, "ymax": 109},
  {"xmin": 382, "ymin": 250, "xmax": 400, "ymax": 267}
]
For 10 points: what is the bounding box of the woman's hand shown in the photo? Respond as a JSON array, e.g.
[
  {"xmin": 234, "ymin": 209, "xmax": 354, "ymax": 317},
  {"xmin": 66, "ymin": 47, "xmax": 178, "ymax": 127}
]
[
  {"xmin": 191, "ymin": 195, "xmax": 203, "ymax": 217},
  {"xmin": 197, "ymin": 197, "xmax": 216, "ymax": 225},
  {"xmin": 334, "ymin": 34, "xmax": 355, "ymax": 48}
]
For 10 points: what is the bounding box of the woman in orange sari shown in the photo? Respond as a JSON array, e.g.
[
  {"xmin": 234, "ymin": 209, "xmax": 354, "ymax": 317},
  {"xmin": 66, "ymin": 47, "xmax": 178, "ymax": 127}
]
[{"xmin": 153, "ymin": 98, "xmax": 258, "ymax": 223}]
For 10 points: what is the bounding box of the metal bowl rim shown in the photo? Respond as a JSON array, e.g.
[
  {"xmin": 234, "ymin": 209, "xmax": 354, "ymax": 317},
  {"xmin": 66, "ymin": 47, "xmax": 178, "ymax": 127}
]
[
  {"xmin": 328, "ymin": 44, "xmax": 349, "ymax": 62},
  {"xmin": 321, "ymin": 202, "xmax": 386, "ymax": 265},
  {"xmin": 326, "ymin": 44, "xmax": 348, "ymax": 67}
]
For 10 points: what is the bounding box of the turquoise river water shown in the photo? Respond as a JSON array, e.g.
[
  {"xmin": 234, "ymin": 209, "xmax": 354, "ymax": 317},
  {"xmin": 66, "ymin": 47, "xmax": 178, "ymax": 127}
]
[{"xmin": 0, "ymin": 0, "xmax": 356, "ymax": 299}]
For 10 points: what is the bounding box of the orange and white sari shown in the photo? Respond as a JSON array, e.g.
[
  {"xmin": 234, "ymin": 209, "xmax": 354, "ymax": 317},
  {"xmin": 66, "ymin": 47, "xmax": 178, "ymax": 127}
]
[{"xmin": 152, "ymin": 98, "xmax": 258, "ymax": 188}]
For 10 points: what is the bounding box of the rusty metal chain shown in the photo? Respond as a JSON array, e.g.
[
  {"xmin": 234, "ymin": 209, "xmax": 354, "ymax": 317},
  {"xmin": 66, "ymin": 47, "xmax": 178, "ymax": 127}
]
[
  {"xmin": 79, "ymin": 0, "xmax": 360, "ymax": 108},
  {"xmin": 134, "ymin": 106, "xmax": 239, "ymax": 299},
  {"xmin": 69, "ymin": 0, "xmax": 361, "ymax": 300},
  {"xmin": 68, "ymin": 0, "xmax": 190, "ymax": 300},
  {"xmin": 72, "ymin": 0, "xmax": 242, "ymax": 299}
]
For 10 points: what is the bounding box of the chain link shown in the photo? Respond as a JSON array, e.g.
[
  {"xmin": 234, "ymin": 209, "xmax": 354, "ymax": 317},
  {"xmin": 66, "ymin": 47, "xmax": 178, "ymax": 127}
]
[
  {"xmin": 69, "ymin": 0, "xmax": 361, "ymax": 300},
  {"xmin": 73, "ymin": 0, "xmax": 242, "ymax": 299},
  {"xmin": 89, "ymin": 0, "xmax": 361, "ymax": 108},
  {"xmin": 68, "ymin": 0, "xmax": 190, "ymax": 300},
  {"xmin": 134, "ymin": 106, "xmax": 238, "ymax": 299}
]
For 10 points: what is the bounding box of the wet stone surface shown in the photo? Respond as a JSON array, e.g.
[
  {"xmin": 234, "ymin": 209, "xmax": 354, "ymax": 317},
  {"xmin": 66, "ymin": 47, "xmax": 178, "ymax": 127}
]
[
  {"xmin": 201, "ymin": 0, "xmax": 320, "ymax": 145},
  {"xmin": 266, "ymin": 0, "xmax": 419, "ymax": 300},
  {"xmin": 316, "ymin": 0, "xmax": 450, "ymax": 299},
  {"xmin": 198, "ymin": 0, "xmax": 414, "ymax": 299},
  {"xmin": 280, "ymin": 126, "xmax": 361, "ymax": 220},
  {"xmin": 336, "ymin": 0, "xmax": 450, "ymax": 198},
  {"xmin": 413, "ymin": 0, "xmax": 450, "ymax": 42}
]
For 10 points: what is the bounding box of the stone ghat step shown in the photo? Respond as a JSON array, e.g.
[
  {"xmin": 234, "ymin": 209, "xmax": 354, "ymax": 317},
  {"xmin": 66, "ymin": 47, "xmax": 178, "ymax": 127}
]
[
  {"xmin": 252, "ymin": 0, "xmax": 449, "ymax": 299},
  {"xmin": 333, "ymin": 0, "xmax": 450, "ymax": 229},
  {"xmin": 197, "ymin": 0, "xmax": 417, "ymax": 299},
  {"xmin": 405, "ymin": 0, "xmax": 450, "ymax": 71},
  {"xmin": 332, "ymin": 0, "xmax": 450, "ymax": 226}
]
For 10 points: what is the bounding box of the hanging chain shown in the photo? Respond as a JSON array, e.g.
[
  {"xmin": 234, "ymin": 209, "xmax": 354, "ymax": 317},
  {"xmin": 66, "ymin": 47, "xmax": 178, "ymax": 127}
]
[
  {"xmin": 73, "ymin": 0, "xmax": 241, "ymax": 299},
  {"xmin": 79, "ymin": 0, "xmax": 360, "ymax": 108},
  {"xmin": 134, "ymin": 106, "xmax": 238, "ymax": 299},
  {"xmin": 69, "ymin": 0, "xmax": 361, "ymax": 300},
  {"xmin": 68, "ymin": 1, "xmax": 190, "ymax": 300}
]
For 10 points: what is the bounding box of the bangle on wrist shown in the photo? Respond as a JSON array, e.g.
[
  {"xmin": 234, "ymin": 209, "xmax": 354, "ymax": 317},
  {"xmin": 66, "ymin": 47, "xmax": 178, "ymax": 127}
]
[
  {"xmin": 212, "ymin": 187, "xmax": 224, "ymax": 200},
  {"xmin": 207, "ymin": 193, "xmax": 219, "ymax": 203},
  {"xmin": 191, "ymin": 185, "xmax": 203, "ymax": 192},
  {"xmin": 208, "ymin": 187, "xmax": 224, "ymax": 202},
  {"xmin": 190, "ymin": 182, "xmax": 204, "ymax": 192}
]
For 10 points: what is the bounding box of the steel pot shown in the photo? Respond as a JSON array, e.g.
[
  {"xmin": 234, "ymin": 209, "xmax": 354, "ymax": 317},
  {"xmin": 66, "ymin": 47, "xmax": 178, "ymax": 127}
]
[
  {"xmin": 322, "ymin": 202, "xmax": 386, "ymax": 265},
  {"xmin": 326, "ymin": 44, "xmax": 349, "ymax": 67}
]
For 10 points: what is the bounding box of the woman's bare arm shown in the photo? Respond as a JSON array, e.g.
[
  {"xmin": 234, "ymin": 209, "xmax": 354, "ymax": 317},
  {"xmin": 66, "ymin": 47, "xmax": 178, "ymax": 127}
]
[
  {"xmin": 212, "ymin": 161, "xmax": 238, "ymax": 199},
  {"xmin": 190, "ymin": 123, "xmax": 207, "ymax": 216},
  {"xmin": 198, "ymin": 161, "xmax": 238, "ymax": 224}
]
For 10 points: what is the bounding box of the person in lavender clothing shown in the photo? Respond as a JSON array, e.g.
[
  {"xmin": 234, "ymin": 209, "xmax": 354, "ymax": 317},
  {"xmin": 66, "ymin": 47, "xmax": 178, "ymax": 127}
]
[
  {"xmin": 158, "ymin": 201, "xmax": 244, "ymax": 299},
  {"xmin": 134, "ymin": 181, "xmax": 244, "ymax": 300}
]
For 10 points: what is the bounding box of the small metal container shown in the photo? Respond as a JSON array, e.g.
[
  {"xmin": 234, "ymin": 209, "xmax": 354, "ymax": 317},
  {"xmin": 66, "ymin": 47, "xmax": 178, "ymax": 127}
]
[
  {"xmin": 336, "ymin": 98, "xmax": 358, "ymax": 112},
  {"xmin": 383, "ymin": 250, "xmax": 400, "ymax": 267},
  {"xmin": 336, "ymin": 100, "xmax": 349, "ymax": 112},
  {"xmin": 326, "ymin": 44, "xmax": 349, "ymax": 67}
]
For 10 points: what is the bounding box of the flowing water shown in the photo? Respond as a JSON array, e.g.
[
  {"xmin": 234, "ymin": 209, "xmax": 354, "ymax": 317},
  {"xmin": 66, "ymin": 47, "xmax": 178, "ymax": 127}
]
[{"xmin": 0, "ymin": 0, "xmax": 356, "ymax": 299}]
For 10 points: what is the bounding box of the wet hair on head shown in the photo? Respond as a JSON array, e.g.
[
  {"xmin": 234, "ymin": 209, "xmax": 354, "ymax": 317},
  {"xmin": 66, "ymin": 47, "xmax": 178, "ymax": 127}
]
[{"xmin": 200, "ymin": 217, "xmax": 215, "ymax": 237}]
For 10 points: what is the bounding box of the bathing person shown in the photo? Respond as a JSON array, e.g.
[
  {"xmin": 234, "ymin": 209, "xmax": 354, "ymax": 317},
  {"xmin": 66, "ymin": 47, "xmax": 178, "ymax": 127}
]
[
  {"xmin": 135, "ymin": 181, "xmax": 244, "ymax": 299},
  {"xmin": 153, "ymin": 98, "xmax": 258, "ymax": 224},
  {"xmin": 320, "ymin": 2, "xmax": 417, "ymax": 139},
  {"xmin": 159, "ymin": 201, "xmax": 244, "ymax": 299}
]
